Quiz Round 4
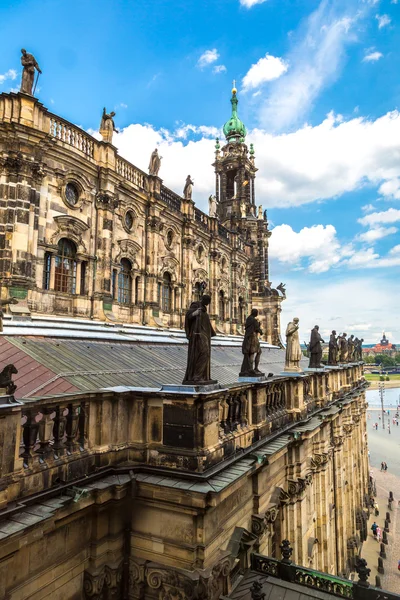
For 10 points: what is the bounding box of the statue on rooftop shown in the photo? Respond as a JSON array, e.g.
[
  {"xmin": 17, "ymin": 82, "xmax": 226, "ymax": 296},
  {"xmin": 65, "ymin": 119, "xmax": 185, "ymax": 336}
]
[
  {"xmin": 20, "ymin": 49, "xmax": 42, "ymax": 95},
  {"xmin": 284, "ymin": 317, "xmax": 302, "ymax": 372},
  {"xmin": 148, "ymin": 148, "xmax": 162, "ymax": 176},
  {"xmin": 240, "ymin": 201, "xmax": 247, "ymax": 218},
  {"xmin": 100, "ymin": 107, "xmax": 117, "ymax": 144},
  {"xmin": 357, "ymin": 338, "xmax": 364, "ymax": 361},
  {"xmin": 208, "ymin": 194, "xmax": 217, "ymax": 218},
  {"xmin": 308, "ymin": 325, "xmax": 325, "ymax": 369},
  {"xmin": 239, "ymin": 309, "xmax": 265, "ymax": 377},
  {"xmin": 0, "ymin": 297, "xmax": 18, "ymax": 332},
  {"xmin": 183, "ymin": 175, "xmax": 194, "ymax": 200},
  {"xmin": 327, "ymin": 330, "xmax": 338, "ymax": 366},
  {"xmin": 258, "ymin": 205, "xmax": 263, "ymax": 220},
  {"xmin": 182, "ymin": 294, "xmax": 217, "ymax": 385},
  {"xmin": 348, "ymin": 334, "xmax": 355, "ymax": 362},
  {"xmin": 338, "ymin": 333, "xmax": 348, "ymax": 363}
]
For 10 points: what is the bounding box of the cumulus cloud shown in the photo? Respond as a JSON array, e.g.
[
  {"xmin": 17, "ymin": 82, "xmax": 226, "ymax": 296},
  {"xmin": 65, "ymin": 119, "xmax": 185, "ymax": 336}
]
[
  {"xmin": 213, "ymin": 65, "xmax": 227, "ymax": 75},
  {"xmin": 378, "ymin": 178, "xmax": 400, "ymax": 199},
  {"xmin": 197, "ymin": 49, "xmax": 219, "ymax": 69},
  {"xmin": 239, "ymin": 0, "xmax": 268, "ymax": 7},
  {"xmin": 259, "ymin": 1, "xmax": 358, "ymax": 130},
  {"xmin": 357, "ymin": 225, "xmax": 398, "ymax": 243},
  {"xmin": 376, "ymin": 14, "xmax": 391, "ymax": 28},
  {"xmin": 242, "ymin": 54, "xmax": 288, "ymax": 90},
  {"xmin": 361, "ymin": 203, "xmax": 375, "ymax": 212},
  {"xmin": 269, "ymin": 223, "xmax": 353, "ymax": 273},
  {"xmin": 0, "ymin": 69, "xmax": 17, "ymax": 85},
  {"xmin": 363, "ymin": 51, "xmax": 383, "ymax": 62},
  {"xmin": 358, "ymin": 208, "xmax": 400, "ymax": 227}
]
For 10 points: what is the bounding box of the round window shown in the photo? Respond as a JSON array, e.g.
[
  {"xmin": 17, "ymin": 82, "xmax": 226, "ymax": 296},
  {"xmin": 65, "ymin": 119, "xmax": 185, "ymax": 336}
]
[
  {"xmin": 198, "ymin": 246, "xmax": 204, "ymax": 261},
  {"xmin": 167, "ymin": 230, "xmax": 174, "ymax": 247},
  {"xmin": 65, "ymin": 182, "xmax": 79, "ymax": 206},
  {"xmin": 124, "ymin": 211, "xmax": 134, "ymax": 231}
]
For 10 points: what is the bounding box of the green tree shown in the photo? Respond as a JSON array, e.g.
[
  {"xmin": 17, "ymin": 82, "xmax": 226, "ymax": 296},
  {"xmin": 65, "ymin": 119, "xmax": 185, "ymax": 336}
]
[
  {"xmin": 364, "ymin": 355, "xmax": 375, "ymax": 364},
  {"xmin": 375, "ymin": 354, "xmax": 395, "ymax": 367}
]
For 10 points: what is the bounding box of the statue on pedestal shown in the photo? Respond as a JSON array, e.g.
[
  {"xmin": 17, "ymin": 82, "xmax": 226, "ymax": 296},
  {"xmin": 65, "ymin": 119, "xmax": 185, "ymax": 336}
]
[
  {"xmin": 338, "ymin": 333, "xmax": 348, "ymax": 363},
  {"xmin": 183, "ymin": 175, "xmax": 194, "ymax": 200},
  {"xmin": 20, "ymin": 49, "xmax": 42, "ymax": 95},
  {"xmin": 308, "ymin": 325, "xmax": 325, "ymax": 368},
  {"xmin": 357, "ymin": 338, "xmax": 364, "ymax": 361},
  {"xmin": 240, "ymin": 201, "xmax": 247, "ymax": 218},
  {"xmin": 182, "ymin": 294, "xmax": 217, "ymax": 385},
  {"xmin": 239, "ymin": 309, "xmax": 264, "ymax": 377},
  {"xmin": 100, "ymin": 108, "xmax": 117, "ymax": 144},
  {"xmin": 284, "ymin": 317, "xmax": 302, "ymax": 372},
  {"xmin": 257, "ymin": 205, "xmax": 263, "ymax": 220},
  {"xmin": 148, "ymin": 148, "xmax": 162, "ymax": 176},
  {"xmin": 327, "ymin": 330, "xmax": 338, "ymax": 366},
  {"xmin": 348, "ymin": 334, "xmax": 355, "ymax": 362},
  {"xmin": 208, "ymin": 195, "xmax": 217, "ymax": 218}
]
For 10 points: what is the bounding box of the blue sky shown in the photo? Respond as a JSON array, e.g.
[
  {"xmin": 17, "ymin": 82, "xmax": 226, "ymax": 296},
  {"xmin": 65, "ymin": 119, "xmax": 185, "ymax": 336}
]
[{"xmin": 1, "ymin": 0, "xmax": 400, "ymax": 342}]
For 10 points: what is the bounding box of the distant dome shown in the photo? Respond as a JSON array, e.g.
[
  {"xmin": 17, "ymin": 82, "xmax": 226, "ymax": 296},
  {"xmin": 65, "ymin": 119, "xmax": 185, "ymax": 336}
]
[{"xmin": 223, "ymin": 88, "xmax": 247, "ymax": 142}]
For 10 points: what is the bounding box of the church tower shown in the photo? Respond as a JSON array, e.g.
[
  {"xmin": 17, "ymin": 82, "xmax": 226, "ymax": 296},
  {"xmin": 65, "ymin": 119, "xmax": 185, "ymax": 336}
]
[{"xmin": 213, "ymin": 85, "xmax": 285, "ymax": 346}]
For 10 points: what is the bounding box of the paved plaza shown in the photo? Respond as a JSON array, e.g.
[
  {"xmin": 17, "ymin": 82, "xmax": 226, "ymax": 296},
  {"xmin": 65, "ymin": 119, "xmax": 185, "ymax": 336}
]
[{"xmin": 362, "ymin": 408, "xmax": 400, "ymax": 592}]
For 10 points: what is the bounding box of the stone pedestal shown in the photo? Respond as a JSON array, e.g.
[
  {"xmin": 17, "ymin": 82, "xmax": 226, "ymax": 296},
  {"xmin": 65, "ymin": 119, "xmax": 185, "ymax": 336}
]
[
  {"xmin": 161, "ymin": 383, "xmax": 221, "ymax": 394},
  {"xmin": 238, "ymin": 376, "xmax": 266, "ymax": 383}
]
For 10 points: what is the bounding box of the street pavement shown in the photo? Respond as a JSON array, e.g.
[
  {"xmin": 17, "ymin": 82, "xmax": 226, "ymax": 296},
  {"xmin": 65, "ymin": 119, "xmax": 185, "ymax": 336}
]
[{"xmin": 362, "ymin": 410, "xmax": 400, "ymax": 592}]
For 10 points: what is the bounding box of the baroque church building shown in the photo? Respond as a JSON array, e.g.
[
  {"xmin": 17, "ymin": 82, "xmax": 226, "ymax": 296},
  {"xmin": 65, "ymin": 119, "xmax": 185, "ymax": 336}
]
[{"xmin": 0, "ymin": 86, "xmax": 284, "ymax": 344}]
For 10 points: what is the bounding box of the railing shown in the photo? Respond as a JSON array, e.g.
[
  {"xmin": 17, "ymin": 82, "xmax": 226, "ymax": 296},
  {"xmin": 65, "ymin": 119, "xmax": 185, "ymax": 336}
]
[
  {"xmin": 21, "ymin": 400, "xmax": 86, "ymax": 468},
  {"xmin": 218, "ymin": 223, "xmax": 230, "ymax": 240},
  {"xmin": 194, "ymin": 207, "xmax": 209, "ymax": 231},
  {"xmin": 49, "ymin": 115, "xmax": 95, "ymax": 158},
  {"xmin": 265, "ymin": 381, "xmax": 289, "ymax": 431},
  {"xmin": 160, "ymin": 186, "xmax": 182, "ymax": 212},
  {"xmin": 116, "ymin": 157, "xmax": 146, "ymax": 189}
]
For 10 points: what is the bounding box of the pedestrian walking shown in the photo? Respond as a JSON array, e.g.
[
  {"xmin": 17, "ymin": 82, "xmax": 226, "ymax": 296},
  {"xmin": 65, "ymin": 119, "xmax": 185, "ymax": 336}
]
[
  {"xmin": 371, "ymin": 522, "xmax": 378, "ymax": 539},
  {"xmin": 381, "ymin": 462, "xmax": 385, "ymax": 471},
  {"xmin": 375, "ymin": 502, "xmax": 379, "ymax": 516},
  {"xmin": 376, "ymin": 526, "xmax": 382, "ymax": 542},
  {"xmin": 385, "ymin": 462, "xmax": 388, "ymax": 471}
]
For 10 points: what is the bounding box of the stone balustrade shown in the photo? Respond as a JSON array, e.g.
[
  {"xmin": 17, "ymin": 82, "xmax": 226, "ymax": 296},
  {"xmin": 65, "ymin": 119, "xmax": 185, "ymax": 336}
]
[{"xmin": 49, "ymin": 114, "xmax": 95, "ymax": 158}]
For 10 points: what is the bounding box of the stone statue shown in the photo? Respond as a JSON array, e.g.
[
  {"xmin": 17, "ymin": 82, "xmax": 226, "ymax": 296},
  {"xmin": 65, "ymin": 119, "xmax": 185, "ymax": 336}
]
[
  {"xmin": 0, "ymin": 364, "xmax": 18, "ymax": 395},
  {"xmin": 208, "ymin": 195, "xmax": 217, "ymax": 218},
  {"xmin": 239, "ymin": 309, "xmax": 264, "ymax": 377},
  {"xmin": 183, "ymin": 175, "xmax": 194, "ymax": 200},
  {"xmin": 308, "ymin": 325, "xmax": 325, "ymax": 368},
  {"xmin": 263, "ymin": 209, "xmax": 268, "ymax": 221},
  {"xmin": 357, "ymin": 338, "xmax": 364, "ymax": 362},
  {"xmin": 182, "ymin": 294, "xmax": 217, "ymax": 385},
  {"xmin": 338, "ymin": 333, "xmax": 348, "ymax": 363},
  {"xmin": 327, "ymin": 330, "xmax": 338, "ymax": 366},
  {"xmin": 257, "ymin": 205, "xmax": 263, "ymax": 220},
  {"xmin": 20, "ymin": 49, "xmax": 42, "ymax": 95},
  {"xmin": 284, "ymin": 317, "xmax": 302, "ymax": 372},
  {"xmin": 348, "ymin": 334, "xmax": 355, "ymax": 362},
  {"xmin": 240, "ymin": 201, "xmax": 247, "ymax": 218},
  {"xmin": 0, "ymin": 298, "xmax": 18, "ymax": 332},
  {"xmin": 100, "ymin": 108, "xmax": 117, "ymax": 144},
  {"xmin": 148, "ymin": 148, "xmax": 162, "ymax": 176}
]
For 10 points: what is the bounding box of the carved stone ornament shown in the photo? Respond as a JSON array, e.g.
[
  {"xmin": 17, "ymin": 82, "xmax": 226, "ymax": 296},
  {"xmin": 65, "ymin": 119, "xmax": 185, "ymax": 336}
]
[
  {"xmin": 83, "ymin": 570, "xmax": 105, "ymax": 599},
  {"xmin": 50, "ymin": 214, "xmax": 89, "ymax": 253},
  {"xmin": 343, "ymin": 423, "xmax": 354, "ymax": 435},
  {"xmin": 252, "ymin": 514, "xmax": 267, "ymax": 536},
  {"xmin": 115, "ymin": 238, "xmax": 141, "ymax": 266},
  {"xmin": 310, "ymin": 452, "xmax": 330, "ymax": 470},
  {"xmin": 265, "ymin": 505, "xmax": 278, "ymax": 523},
  {"xmin": 96, "ymin": 191, "xmax": 119, "ymax": 210},
  {"xmin": 159, "ymin": 255, "xmax": 179, "ymax": 280}
]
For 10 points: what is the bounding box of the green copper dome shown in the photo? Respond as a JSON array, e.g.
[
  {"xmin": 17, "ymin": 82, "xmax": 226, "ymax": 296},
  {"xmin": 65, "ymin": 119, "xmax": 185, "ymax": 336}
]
[{"xmin": 223, "ymin": 87, "xmax": 247, "ymax": 142}]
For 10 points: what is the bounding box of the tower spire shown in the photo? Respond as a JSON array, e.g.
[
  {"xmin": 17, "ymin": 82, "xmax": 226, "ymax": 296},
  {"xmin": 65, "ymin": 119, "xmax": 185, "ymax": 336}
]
[{"xmin": 223, "ymin": 84, "xmax": 246, "ymax": 142}]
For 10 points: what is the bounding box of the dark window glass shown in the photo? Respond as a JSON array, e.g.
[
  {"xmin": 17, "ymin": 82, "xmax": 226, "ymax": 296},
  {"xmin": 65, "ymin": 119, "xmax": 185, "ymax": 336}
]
[
  {"xmin": 219, "ymin": 290, "xmax": 225, "ymax": 320},
  {"xmin": 54, "ymin": 239, "xmax": 77, "ymax": 294},
  {"xmin": 125, "ymin": 211, "xmax": 134, "ymax": 231},
  {"xmin": 118, "ymin": 258, "xmax": 132, "ymax": 304},
  {"xmin": 80, "ymin": 261, "xmax": 87, "ymax": 295},
  {"xmin": 65, "ymin": 183, "xmax": 79, "ymax": 206},
  {"xmin": 43, "ymin": 252, "xmax": 51, "ymax": 290},
  {"xmin": 112, "ymin": 269, "xmax": 117, "ymax": 300},
  {"xmin": 135, "ymin": 276, "xmax": 140, "ymax": 305}
]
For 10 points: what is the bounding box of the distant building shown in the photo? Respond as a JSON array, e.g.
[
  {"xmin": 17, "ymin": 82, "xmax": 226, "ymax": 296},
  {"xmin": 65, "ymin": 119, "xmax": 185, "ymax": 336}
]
[{"xmin": 363, "ymin": 332, "xmax": 397, "ymax": 358}]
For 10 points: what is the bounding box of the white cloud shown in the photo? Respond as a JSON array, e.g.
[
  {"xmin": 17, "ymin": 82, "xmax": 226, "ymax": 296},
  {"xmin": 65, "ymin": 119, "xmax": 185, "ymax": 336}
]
[
  {"xmin": 269, "ymin": 223, "xmax": 353, "ymax": 273},
  {"xmin": 280, "ymin": 275, "xmax": 400, "ymax": 343},
  {"xmin": 361, "ymin": 203, "xmax": 375, "ymax": 212},
  {"xmin": 363, "ymin": 51, "xmax": 383, "ymax": 62},
  {"xmin": 357, "ymin": 225, "xmax": 398, "ymax": 242},
  {"xmin": 239, "ymin": 0, "xmax": 268, "ymax": 7},
  {"xmin": 358, "ymin": 208, "xmax": 400, "ymax": 227},
  {"xmin": 0, "ymin": 69, "xmax": 17, "ymax": 85},
  {"xmin": 259, "ymin": 1, "xmax": 358, "ymax": 130},
  {"xmin": 197, "ymin": 49, "xmax": 219, "ymax": 69},
  {"xmin": 242, "ymin": 54, "xmax": 288, "ymax": 91},
  {"xmin": 213, "ymin": 65, "xmax": 227, "ymax": 75},
  {"xmin": 376, "ymin": 13, "xmax": 391, "ymax": 28},
  {"xmin": 378, "ymin": 178, "xmax": 400, "ymax": 199}
]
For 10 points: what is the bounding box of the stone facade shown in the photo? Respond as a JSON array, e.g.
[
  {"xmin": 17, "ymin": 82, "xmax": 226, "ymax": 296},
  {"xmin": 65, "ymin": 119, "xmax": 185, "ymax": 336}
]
[
  {"xmin": 0, "ymin": 91, "xmax": 284, "ymax": 344},
  {"xmin": 0, "ymin": 363, "xmax": 370, "ymax": 599}
]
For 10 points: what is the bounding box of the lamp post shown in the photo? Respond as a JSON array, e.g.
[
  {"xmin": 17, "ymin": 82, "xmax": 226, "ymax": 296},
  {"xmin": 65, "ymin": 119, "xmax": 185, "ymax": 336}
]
[{"xmin": 379, "ymin": 381, "xmax": 385, "ymax": 430}]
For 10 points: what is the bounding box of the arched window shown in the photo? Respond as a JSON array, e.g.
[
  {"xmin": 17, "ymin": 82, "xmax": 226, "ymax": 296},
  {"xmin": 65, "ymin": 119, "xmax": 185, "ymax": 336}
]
[
  {"xmin": 162, "ymin": 272, "xmax": 172, "ymax": 312},
  {"xmin": 43, "ymin": 252, "xmax": 51, "ymax": 290},
  {"xmin": 194, "ymin": 282, "xmax": 202, "ymax": 301},
  {"xmin": 118, "ymin": 258, "xmax": 132, "ymax": 304},
  {"xmin": 54, "ymin": 239, "xmax": 77, "ymax": 294},
  {"xmin": 219, "ymin": 290, "xmax": 225, "ymax": 321}
]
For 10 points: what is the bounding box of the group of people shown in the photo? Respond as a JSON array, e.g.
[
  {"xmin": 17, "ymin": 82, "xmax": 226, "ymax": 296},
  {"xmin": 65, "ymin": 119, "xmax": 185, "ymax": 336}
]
[
  {"xmin": 380, "ymin": 461, "xmax": 389, "ymax": 472},
  {"xmin": 371, "ymin": 521, "xmax": 383, "ymax": 542}
]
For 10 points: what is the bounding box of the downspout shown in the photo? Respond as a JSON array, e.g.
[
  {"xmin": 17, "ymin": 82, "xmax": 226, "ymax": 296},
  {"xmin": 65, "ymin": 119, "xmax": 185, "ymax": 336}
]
[
  {"xmin": 90, "ymin": 186, "xmax": 99, "ymax": 320},
  {"xmin": 330, "ymin": 419, "xmax": 340, "ymax": 575},
  {"xmin": 142, "ymin": 200, "xmax": 149, "ymax": 325}
]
